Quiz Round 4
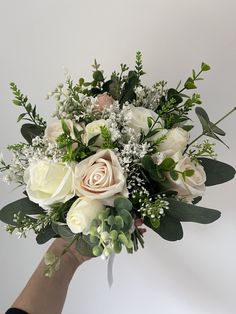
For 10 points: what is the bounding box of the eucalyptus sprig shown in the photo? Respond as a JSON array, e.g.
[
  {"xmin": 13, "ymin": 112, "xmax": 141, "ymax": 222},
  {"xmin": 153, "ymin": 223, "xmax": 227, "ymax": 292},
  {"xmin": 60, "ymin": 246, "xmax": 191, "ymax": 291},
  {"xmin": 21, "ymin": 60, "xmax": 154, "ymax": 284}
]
[{"xmin": 185, "ymin": 106, "xmax": 236, "ymax": 151}]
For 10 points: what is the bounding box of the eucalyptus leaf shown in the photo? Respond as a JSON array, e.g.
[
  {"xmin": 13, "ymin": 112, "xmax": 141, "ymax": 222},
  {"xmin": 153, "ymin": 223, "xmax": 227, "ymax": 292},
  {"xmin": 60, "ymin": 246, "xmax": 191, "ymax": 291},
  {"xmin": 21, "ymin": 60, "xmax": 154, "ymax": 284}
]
[
  {"xmin": 52, "ymin": 223, "xmax": 74, "ymax": 241},
  {"xmin": 76, "ymin": 235, "xmax": 95, "ymax": 257},
  {"xmin": 120, "ymin": 71, "xmax": 139, "ymax": 104},
  {"xmin": 118, "ymin": 209, "xmax": 133, "ymax": 231},
  {"xmin": 0, "ymin": 197, "xmax": 44, "ymax": 226},
  {"xmin": 166, "ymin": 198, "xmax": 221, "ymax": 224},
  {"xmin": 167, "ymin": 88, "xmax": 183, "ymax": 104},
  {"xmin": 114, "ymin": 197, "xmax": 133, "ymax": 211},
  {"xmin": 199, "ymin": 158, "xmax": 235, "ymax": 186},
  {"xmin": 21, "ymin": 123, "xmax": 45, "ymax": 144},
  {"xmin": 209, "ymin": 122, "xmax": 226, "ymax": 136},
  {"xmin": 145, "ymin": 214, "xmax": 183, "ymax": 241},
  {"xmin": 36, "ymin": 225, "xmax": 57, "ymax": 244}
]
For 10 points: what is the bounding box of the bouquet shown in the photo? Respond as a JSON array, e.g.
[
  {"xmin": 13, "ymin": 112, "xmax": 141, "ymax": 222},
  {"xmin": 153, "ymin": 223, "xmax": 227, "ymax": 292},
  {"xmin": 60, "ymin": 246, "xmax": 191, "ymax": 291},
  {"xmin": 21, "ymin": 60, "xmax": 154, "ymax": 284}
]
[{"xmin": 0, "ymin": 52, "xmax": 235, "ymax": 277}]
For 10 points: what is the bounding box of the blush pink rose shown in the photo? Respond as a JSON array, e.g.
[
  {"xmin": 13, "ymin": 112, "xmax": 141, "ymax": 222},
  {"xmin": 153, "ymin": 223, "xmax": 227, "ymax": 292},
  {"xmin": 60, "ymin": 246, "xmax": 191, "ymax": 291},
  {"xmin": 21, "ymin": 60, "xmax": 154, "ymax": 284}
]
[{"xmin": 93, "ymin": 93, "xmax": 114, "ymax": 112}]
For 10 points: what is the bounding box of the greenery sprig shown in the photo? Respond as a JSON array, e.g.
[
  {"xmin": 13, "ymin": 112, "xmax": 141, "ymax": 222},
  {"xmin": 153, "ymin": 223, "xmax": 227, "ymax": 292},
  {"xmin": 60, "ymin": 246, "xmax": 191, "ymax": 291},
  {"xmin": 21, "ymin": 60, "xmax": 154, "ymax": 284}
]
[{"xmin": 10, "ymin": 82, "xmax": 46, "ymax": 128}]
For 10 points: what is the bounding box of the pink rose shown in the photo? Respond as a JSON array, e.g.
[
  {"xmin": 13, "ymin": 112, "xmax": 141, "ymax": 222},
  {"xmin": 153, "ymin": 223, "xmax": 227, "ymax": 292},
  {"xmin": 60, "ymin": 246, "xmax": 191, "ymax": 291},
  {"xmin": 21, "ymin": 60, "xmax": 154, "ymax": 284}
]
[
  {"xmin": 93, "ymin": 93, "xmax": 114, "ymax": 112},
  {"xmin": 74, "ymin": 149, "xmax": 128, "ymax": 201}
]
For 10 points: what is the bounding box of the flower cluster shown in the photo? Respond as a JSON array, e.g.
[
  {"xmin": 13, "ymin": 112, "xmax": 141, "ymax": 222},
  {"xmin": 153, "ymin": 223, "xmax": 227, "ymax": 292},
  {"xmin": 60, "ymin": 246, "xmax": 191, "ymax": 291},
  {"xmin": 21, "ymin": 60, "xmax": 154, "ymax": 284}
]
[{"xmin": 0, "ymin": 52, "xmax": 235, "ymax": 273}]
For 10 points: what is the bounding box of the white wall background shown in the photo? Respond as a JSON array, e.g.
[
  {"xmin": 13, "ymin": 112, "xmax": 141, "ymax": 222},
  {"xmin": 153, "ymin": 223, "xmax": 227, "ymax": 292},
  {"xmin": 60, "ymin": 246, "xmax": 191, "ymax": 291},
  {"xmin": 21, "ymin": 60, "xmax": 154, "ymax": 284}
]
[{"xmin": 0, "ymin": 1, "xmax": 235, "ymax": 313}]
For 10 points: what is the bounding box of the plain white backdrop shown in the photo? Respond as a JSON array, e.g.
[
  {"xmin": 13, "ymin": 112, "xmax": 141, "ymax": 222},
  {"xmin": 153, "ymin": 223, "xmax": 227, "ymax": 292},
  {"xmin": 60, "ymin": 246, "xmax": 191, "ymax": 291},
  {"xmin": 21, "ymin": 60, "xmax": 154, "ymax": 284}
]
[{"xmin": 0, "ymin": 1, "xmax": 235, "ymax": 313}]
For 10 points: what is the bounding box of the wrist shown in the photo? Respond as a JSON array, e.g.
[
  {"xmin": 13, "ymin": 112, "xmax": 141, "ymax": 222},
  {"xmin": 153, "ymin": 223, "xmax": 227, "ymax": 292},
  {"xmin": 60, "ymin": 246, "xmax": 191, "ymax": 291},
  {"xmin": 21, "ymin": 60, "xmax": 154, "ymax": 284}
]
[{"xmin": 48, "ymin": 238, "xmax": 90, "ymax": 270}]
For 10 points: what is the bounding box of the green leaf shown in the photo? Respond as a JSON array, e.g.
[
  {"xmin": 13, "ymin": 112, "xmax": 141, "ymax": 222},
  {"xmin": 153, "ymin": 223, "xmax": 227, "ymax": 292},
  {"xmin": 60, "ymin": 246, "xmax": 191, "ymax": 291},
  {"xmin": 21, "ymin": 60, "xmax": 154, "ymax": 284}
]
[
  {"xmin": 0, "ymin": 197, "xmax": 44, "ymax": 226},
  {"xmin": 26, "ymin": 103, "xmax": 32, "ymax": 113},
  {"xmin": 93, "ymin": 70, "xmax": 104, "ymax": 82},
  {"xmin": 76, "ymin": 235, "xmax": 95, "ymax": 257},
  {"xmin": 61, "ymin": 119, "xmax": 70, "ymax": 135},
  {"xmin": 114, "ymin": 216, "xmax": 124, "ymax": 229},
  {"xmin": 142, "ymin": 155, "xmax": 163, "ymax": 182},
  {"xmin": 147, "ymin": 116, "xmax": 153, "ymax": 128},
  {"xmin": 103, "ymin": 78, "xmax": 120, "ymax": 100},
  {"xmin": 118, "ymin": 209, "xmax": 133, "ymax": 231},
  {"xmin": 184, "ymin": 169, "xmax": 194, "ymax": 177},
  {"xmin": 199, "ymin": 158, "xmax": 235, "ymax": 186},
  {"xmin": 182, "ymin": 125, "xmax": 194, "ymax": 131},
  {"xmin": 145, "ymin": 214, "xmax": 183, "ymax": 241},
  {"xmin": 150, "ymin": 218, "xmax": 160, "ymax": 229},
  {"xmin": 209, "ymin": 122, "xmax": 226, "ymax": 136},
  {"xmin": 114, "ymin": 197, "xmax": 133, "ymax": 212},
  {"xmin": 12, "ymin": 99, "xmax": 21, "ymax": 106},
  {"xmin": 201, "ymin": 62, "xmax": 211, "ymax": 71},
  {"xmin": 88, "ymin": 134, "xmax": 100, "ymax": 146},
  {"xmin": 184, "ymin": 77, "xmax": 197, "ymax": 90},
  {"xmin": 120, "ymin": 71, "xmax": 139, "ymax": 104},
  {"xmin": 170, "ymin": 170, "xmax": 179, "ymax": 181},
  {"xmin": 195, "ymin": 107, "xmax": 210, "ymax": 132},
  {"xmin": 73, "ymin": 125, "xmax": 82, "ymax": 140},
  {"xmin": 167, "ymin": 88, "xmax": 183, "ymax": 104},
  {"xmin": 36, "ymin": 225, "xmax": 57, "ymax": 244},
  {"xmin": 159, "ymin": 157, "xmax": 176, "ymax": 171},
  {"xmin": 166, "ymin": 198, "xmax": 221, "ymax": 224},
  {"xmin": 52, "ymin": 223, "xmax": 74, "ymax": 241},
  {"xmin": 21, "ymin": 123, "xmax": 45, "ymax": 144},
  {"xmin": 17, "ymin": 113, "xmax": 27, "ymax": 122}
]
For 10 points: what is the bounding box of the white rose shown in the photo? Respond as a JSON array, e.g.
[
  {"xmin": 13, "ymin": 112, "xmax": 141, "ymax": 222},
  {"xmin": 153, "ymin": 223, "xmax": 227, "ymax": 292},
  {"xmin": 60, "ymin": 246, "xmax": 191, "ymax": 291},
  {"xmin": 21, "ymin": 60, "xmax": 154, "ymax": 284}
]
[
  {"xmin": 166, "ymin": 156, "xmax": 206, "ymax": 202},
  {"xmin": 24, "ymin": 159, "xmax": 75, "ymax": 209},
  {"xmin": 44, "ymin": 119, "xmax": 83, "ymax": 143},
  {"xmin": 84, "ymin": 119, "xmax": 108, "ymax": 148},
  {"xmin": 74, "ymin": 149, "xmax": 128, "ymax": 201},
  {"xmin": 126, "ymin": 104, "xmax": 161, "ymax": 135},
  {"xmin": 66, "ymin": 197, "xmax": 104, "ymax": 234},
  {"xmin": 152, "ymin": 127, "xmax": 189, "ymax": 160}
]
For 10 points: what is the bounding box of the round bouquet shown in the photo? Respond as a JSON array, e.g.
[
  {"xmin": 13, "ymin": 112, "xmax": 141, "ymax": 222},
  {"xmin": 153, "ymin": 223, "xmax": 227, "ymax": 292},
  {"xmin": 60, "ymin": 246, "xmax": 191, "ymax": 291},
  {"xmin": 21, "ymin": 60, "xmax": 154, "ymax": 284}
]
[{"xmin": 0, "ymin": 52, "xmax": 235, "ymax": 277}]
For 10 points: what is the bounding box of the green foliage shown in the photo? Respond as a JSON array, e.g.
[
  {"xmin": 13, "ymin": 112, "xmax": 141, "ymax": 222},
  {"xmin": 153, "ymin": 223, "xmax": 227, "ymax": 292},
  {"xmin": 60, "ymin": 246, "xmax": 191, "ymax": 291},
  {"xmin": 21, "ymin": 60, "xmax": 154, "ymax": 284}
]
[
  {"xmin": 52, "ymin": 223, "xmax": 74, "ymax": 242},
  {"xmin": 199, "ymin": 158, "xmax": 236, "ymax": 186},
  {"xmin": 119, "ymin": 70, "xmax": 140, "ymax": 105},
  {"xmin": 166, "ymin": 198, "xmax": 221, "ymax": 224},
  {"xmin": 195, "ymin": 107, "xmax": 228, "ymax": 147},
  {"xmin": 57, "ymin": 122, "xmax": 93, "ymax": 162},
  {"xmin": 135, "ymin": 51, "xmax": 145, "ymax": 79},
  {"xmin": 76, "ymin": 234, "xmax": 95, "ymax": 257},
  {"xmin": 114, "ymin": 197, "xmax": 133, "ymax": 212},
  {"xmin": 0, "ymin": 197, "xmax": 44, "ymax": 226},
  {"xmin": 87, "ymin": 204, "xmax": 136, "ymax": 257},
  {"xmin": 10, "ymin": 82, "xmax": 46, "ymax": 128},
  {"xmin": 157, "ymin": 62, "xmax": 209, "ymax": 128},
  {"xmin": 158, "ymin": 157, "xmax": 176, "ymax": 171},
  {"xmin": 145, "ymin": 214, "xmax": 183, "ymax": 241},
  {"xmin": 100, "ymin": 126, "xmax": 116, "ymax": 149},
  {"xmin": 21, "ymin": 123, "xmax": 45, "ymax": 144},
  {"xmin": 36, "ymin": 225, "xmax": 57, "ymax": 244},
  {"xmin": 188, "ymin": 140, "xmax": 217, "ymax": 160}
]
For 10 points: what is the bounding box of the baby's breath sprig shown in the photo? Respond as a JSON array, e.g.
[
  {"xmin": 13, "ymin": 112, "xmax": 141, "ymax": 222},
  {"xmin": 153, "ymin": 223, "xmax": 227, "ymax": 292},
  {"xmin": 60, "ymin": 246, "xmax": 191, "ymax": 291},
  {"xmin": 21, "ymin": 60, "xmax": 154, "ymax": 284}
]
[{"xmin": 138, "ymin": 195, "xmax": 168, "ymax": 229}]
